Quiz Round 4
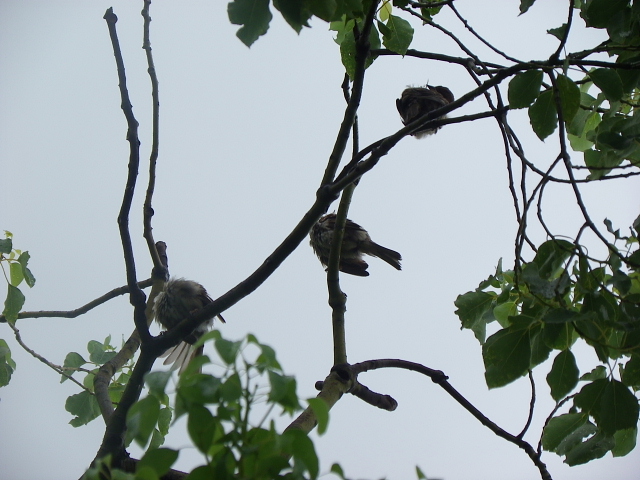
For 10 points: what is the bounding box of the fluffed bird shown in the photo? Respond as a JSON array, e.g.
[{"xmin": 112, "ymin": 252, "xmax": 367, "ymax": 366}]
[
  {"xmin": 396, "ymin": 85, "xmax": 454, "ymax": 138},
  {"xmin": 153, "ymin": 278, "xmax": 225, "ymax": 373},
  {"xmin": 310, "ymin": 213, "xmax": 402, "ymax": 277}
]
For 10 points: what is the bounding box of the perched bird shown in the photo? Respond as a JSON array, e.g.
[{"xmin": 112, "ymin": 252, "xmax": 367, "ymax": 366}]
[
  {"xmin": 396, "ymin": 85, "xmax": 454, "ymax": 138},
  {"xmin": 310, "ymin": 213, "xmax": 402, "ymax": 277},
  {"xmin": 153, "ymin": 278, "xmax": 225, "ymax": 373}
]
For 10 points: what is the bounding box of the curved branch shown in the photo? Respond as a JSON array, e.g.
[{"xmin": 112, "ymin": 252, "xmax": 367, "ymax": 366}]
[
  {"xmin": 0, "ymin": 279, "xmax": 152, "ymax": 323},
  {"xmin": 351, "ymin": 359, "xmax": 552, "ymax": 480}
]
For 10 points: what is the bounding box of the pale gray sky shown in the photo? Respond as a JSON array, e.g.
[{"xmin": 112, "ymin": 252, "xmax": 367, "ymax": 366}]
[{"xmin": 1, "ymin": 1, "xmax": 639, "ymax": 479}]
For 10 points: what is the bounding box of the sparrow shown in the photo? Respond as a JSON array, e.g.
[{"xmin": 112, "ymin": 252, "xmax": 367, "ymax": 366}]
[
  {"xmin": 396, "ymin": 85, "xmax": 454, "ymax": 138},
  {"xmin": 153, "ymin": 278, "xmax": 225, "ymax": 373},
  {"xmin": 310, "ymin": 213, "xmax": 402, "ymax": 277}
]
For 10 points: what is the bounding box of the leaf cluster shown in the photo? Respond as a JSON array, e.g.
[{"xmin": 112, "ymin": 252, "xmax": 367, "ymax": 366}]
[
  {"xmin": 64, "ymin": 336, "xmax": 135, "ymax": 427},
  {"xmin": 120, "ymin": 333, "xmax": 320, "ymax": 480},
  {"xmin": 455, "ymin": 220, "xmax": 640, "ymax": 464}
]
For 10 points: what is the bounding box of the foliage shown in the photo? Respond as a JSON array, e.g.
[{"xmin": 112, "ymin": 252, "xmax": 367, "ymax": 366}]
[
  {"xmin": 4, "ymin": 0, "xmax": 640, "ymax": 479},
  {"xmin": 64, "ymin": 336, "xmax": 136, "ymax": 427}
]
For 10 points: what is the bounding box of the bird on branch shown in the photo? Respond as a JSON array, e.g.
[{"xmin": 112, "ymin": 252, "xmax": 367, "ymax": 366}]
[
  {"xmin": 310, "ymin": 213, "xmax": 402, "ymax": 277},
  {"xmin": 396, "ymin": 85, "xmax": 454, "ymax": 138},
  {"xmin": 153, "ymin": 278, "xmax": 225, "ymax": 373}
]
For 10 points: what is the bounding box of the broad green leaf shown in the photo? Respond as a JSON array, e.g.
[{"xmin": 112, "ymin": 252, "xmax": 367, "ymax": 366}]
[
  {"xmin": 599, "ymin": 380, "xmax": 639, "ymax": 435},
  {"xmin": 272, "ymin": 0, "xmax": 312, "ymax": 33},
  {"xmin": 228, "ymin": 0, "xmax": 273, "ymax": 47},
  {"xmin": 268, "ymin": 370, "xmax": 301, "ymax": 412},
  {"xmin": 613, "ymin": 427, "xmax": 637, "ymax": 457},
  {"xmin": 564, "ymin": 431, "xmax": 615, "ymax": 465},
  {"xmin": 590, "ymin": 68, "xmax": 624, "ymax": 102},
  {"xmin": 546, "ymin": 350, "xmax": 579, "ymax": 401},
  {"xmin": 547, "ymin": 24, "xmax": 567, "ymax": 40},
  {"xmin": 87, "ymin": 340, "xmax": 117, "ymax": 364},
  {"xmin": 581, "ymin": 0, "xmax": 627, "ymax": 29},
  {"xmin": 307, "ymin": 397, "xmax": 330, "ymax": 434},
  {"xmin": 308, "ymin": 0, "xmax": 338, "ymax": 22},
  {"xmin": 483, "ymin": 324, "xmax": 532, "ymax": 388},
  {"xmin": 541, "ymin": 412, "xmax": 588, "ymax": 451},
  {"xmin": 568, "ymin": 133, "xmax": 593, "ymax": 152},
  {"xmin": 61, "ymin": 352, "xmax": 87, "ymax": 383},
  {"xmin": 508, "ymin": 70, "xmax": 543, "ymax": 108},
  {"xmin": 0, "ymin": 339, "xmax": 15, "ymax": 387},
  {"xmin": 519, "ymin": 0, "xmax": 537, "ymax": 14},
  {"xmin": 220, "ymin": 372, "xmax": 243, "ymax": 402},
  {"xmin": 454, "ymin": 291, "xmax": 494, "ymax": 342},
  {"xmin": 556, "ymin": 74, "xmax": 581, "ymax": 123},
  {"xmin": 9, "ymin": 262, "xmax": 24, "ymax": 287},
  {"xmin": 0, "ymin": 237, "xmax": 12, "ymax": 254},
  {"xmin": 145, "ymin": 371, "xmax": 172, "ymax": 399},
  {"xmin": 382, "ymin": 15, "xmax": 413, "ymax": 55},
  {"xmin": 65, "ymin": 391, "xmax": 101, "ymax": 427},
  {"xmin": 3, "ymin": 284, "xmax": 25, "ymax": 323},
  {"xmin": 214, "ymin": 337, "xmax": 242, "ymax": 365},
  {"xmin": 137, "ymin": 448, "xmax": 179, "ymax": 477},
  {"xmin": 529, "ymin": 90, "xmax": 558, "ymax": 140},
  {"xmin": 126, "ymin": 396, "xmax": 160, "ymax": 447},
  {"xmin": 621, "ymin": 354, "xmax": 640, "ymax": 388},
  {"xmin": 284, "ymin": 429, "xmax": 319, "ymax": 479},
  {"xmin": 531, "ymin": 239, "xmax": 574, "ymax": 279},
  {"xmin": 580, "ymin": 365, "xmax": 607, "ymax": 381},
  {"xmin": 574, "ymin": 379, "xmax": 608, "ymax": 420},
  {"xmin": 493, "ymin": 301, "xmax": 517, "ymax": 328},
  {"xmin": 157, "ymin": 407, "xmax": 172, "ymax": 436},
  {"xmin": 187, "ymin": 405, "xmax": 217, "ymax": 453},
  {"xmin": 379, "ymin": 0, "xmax": 392, "ymax": 22}
]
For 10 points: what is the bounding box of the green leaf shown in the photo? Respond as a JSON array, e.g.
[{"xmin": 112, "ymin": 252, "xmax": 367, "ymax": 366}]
[
  {"xmin": 0, "ymin": 236, "xmax": 12, "ymax": 253},
  {"xmin": 613, "ymin": 427, "xmax": 637, "ymax": 457},
  {"xmin": 307, "ymin": 398, "xmax": 330, "ymax": 434},
  {"xmin": 581, "ymin": 0, "xmax": 627, "ymax": 29},
  {"xmin": 564, "ymin": 431, "xmax": 616, "ymax": 466},
  {"xmin": 556, "ymin": 75, "xmax": 581, "ymax": 123},
  {"xmin": 137, "ymin": 448, "xmax": 179, "ymax": 477},
  {"xmin": 580, "ymin": 365, "xmax": 607, "ymax": 381},
  {"xmin": 9, "ymin": 262, "xmax": 24, "ymax": 287},
  {"xmin": 272, "ymin": 0, "xmax": 312, "ymax": 33},
  {"xmin": 65, "ymin": 391, "xmax": 101, "ymax": 427},
  {"xmin": 87, "ymin": 340, "xmax": 117, "ymax": 364},
  {"xmin": 268, "ymin": 370, "xmax": 301, "ymax": 412},
  {"xmin": 541, "ymin": 412, "xmax": 589, "ymax": 451},
  {"xmin": 308, "ymin": 0, "xmax": 338, "ymax": 22},
  {"xmin": 531, "ymin": 239, "xmax": 574, "ymax": 279},
  {"xmin": 493, "ymin": 301, "xmax": 517, "ymax": 328},
  {"xmin": 599, "ymin": 380, "xmax": 639, "ymax": 435},
  {"xmin": 381, "ymin": 15, "xmax": 413, "ymax": 55},
  {"xmin": 0, "ymin": 339, "xmax": 15, "ymax": 387},
  {"xmin": 214, "ymin": 337, "xmax": 242, "ymax": 365},
  {"xmin": 145, "ymin": 371, "xmax": 172, "ymax": 399},
  {"xmin": 187, "ymin": 404, "xmax": 217, "ymax": 453},
  {"xmin": 621, "ymin": 354, "xmax": 640, "ymax": 388},
  {"xmin": 454, "ymin": 291, "xmax": 494, "ymax": 343},
  {"xmin": 519, "ymin": 0, "xmax": 537, "ymax": 15},
  {"xmin": 546, "ymin": 350, "xmax": 579, "ymax": 401},
  {"xmin": 574, "ymin": 378, "xmax": 608, "ymax": 422},
  {"xmin": 508, "ymin": 70, "xmax": 543, "ymax": 109},
  {"xmin": 483, "ymin": 323, "xmax": 532, "ymax": 388},
  {"xmin": 220, "ymin": 372, "xmax": 243, "ymax": 402},
  {"xmin": 227, "ymin": 0, "xmax": 273, "ymax": 47},
  {"xmin": 61, "ymin": 352, "xmax": 87, "ymax": 383},
  {"xmin": 284, "ymin": 429, "xmax": 319, "ymax": 479},
  {"xmin": 3, "ymin": 284, "xmax": 25, "ymax": 323},
  {"xmin": 529, "ymin": 90, "xmax": 558, "ymax": 140},
  {"xmin": 589, "ymin": 68, "xmax": 624, "ymax": 102},
  {"xmin": 547, "ymin": 23, "xmax": 567, "ymax": 40},
  {"xmin": 126, "ymin": 396, "xmax": 161, "ymax": 447}
]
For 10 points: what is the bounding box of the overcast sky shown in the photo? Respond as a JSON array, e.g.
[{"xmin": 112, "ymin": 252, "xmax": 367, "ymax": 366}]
[{"xmin": 1, "ymin": 1, "xmax": 639, "ymax": 479}]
